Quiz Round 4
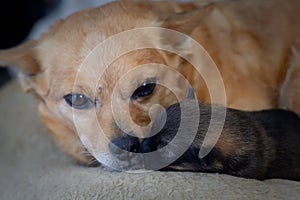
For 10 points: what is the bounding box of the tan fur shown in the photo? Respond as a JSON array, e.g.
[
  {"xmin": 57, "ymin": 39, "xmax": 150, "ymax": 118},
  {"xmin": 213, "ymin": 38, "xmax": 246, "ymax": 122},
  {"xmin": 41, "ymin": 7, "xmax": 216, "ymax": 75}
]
[
  {"xmin": 0, "ymin": 0, "xmax": 300, "ymax": 165},
  {"xmin": 279, "ymin": 47, "xmax": 300, "ymax": 115}
]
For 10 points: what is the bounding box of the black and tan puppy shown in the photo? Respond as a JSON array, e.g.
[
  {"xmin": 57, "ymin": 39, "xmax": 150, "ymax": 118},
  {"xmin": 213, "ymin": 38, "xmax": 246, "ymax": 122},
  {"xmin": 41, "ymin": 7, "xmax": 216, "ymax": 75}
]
[{"xmin": 141, "ymin": 100, "xmax": 300, "ymax": 181}]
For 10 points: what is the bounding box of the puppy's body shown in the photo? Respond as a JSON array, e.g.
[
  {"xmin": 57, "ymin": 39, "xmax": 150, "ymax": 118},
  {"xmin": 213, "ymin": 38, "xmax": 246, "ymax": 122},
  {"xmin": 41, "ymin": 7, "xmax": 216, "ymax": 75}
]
[
  {"xmin": 143, "ymin": 100, "xmax": 300, "ymax": 180},
  {"xmin": 249, "ymin": 110, "xmax": 300, "ymax": 180},
  {"xmin": 0, "ymin": 0, "xmax": 300, "ymax": 167}
]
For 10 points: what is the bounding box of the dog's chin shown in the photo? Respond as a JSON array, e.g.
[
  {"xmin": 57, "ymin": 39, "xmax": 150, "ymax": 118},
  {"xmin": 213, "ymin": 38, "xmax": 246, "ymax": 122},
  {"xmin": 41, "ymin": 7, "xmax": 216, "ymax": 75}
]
[{"xmin": 93, "ymin": 152, "xmax": 146, "ymax": 171}]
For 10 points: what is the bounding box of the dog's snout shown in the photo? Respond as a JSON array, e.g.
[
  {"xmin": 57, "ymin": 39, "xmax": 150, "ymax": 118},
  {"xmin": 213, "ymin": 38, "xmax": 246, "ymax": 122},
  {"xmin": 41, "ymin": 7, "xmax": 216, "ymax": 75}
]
[
  {"xmin": 109, "ymin": 136, "xmax": 140, "ymax": 160},
  {"xmin": 109, "ymin": 135, "xmax": 157, "ymax": 156}
]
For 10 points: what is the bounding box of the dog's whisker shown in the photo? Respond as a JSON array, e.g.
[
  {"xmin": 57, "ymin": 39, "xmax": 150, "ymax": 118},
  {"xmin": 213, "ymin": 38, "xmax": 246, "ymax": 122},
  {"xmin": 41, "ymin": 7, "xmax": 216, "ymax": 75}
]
[
  {"xmin": 78, "ymin": 147, "xmax": 93, "ymax": 156},
  {"xmin": 87, "ymin": 157, "xmax": 100, "ymax": 166},
  {"xmin": 79, "ymin": 151, "xmax": 92, "ymax": 156}
]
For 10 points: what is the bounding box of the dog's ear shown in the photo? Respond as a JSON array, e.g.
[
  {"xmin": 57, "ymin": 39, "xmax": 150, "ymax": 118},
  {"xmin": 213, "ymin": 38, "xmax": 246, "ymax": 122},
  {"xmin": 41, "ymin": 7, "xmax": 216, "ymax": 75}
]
[
  {"xmin": 165, "ymin": 4, "xmax": 214, "ymax": 34},
  {"xmin": 0, "ymin": 40, "xmax": 40, "ymax": 75},
  {"xmin": 155, "ymin": 4, "xmax": 215, "ymax": 66},
  {"xmin": 0, "ymin": 40, "xmax": 46, "ymax": 97}
]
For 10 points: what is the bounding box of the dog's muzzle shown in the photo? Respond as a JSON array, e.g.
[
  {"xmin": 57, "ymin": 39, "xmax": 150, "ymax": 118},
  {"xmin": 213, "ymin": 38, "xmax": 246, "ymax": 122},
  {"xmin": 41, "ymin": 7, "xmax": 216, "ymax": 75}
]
[{"xmin": 108, "ymin": 134, "xmax": 174, "ymax": 171}]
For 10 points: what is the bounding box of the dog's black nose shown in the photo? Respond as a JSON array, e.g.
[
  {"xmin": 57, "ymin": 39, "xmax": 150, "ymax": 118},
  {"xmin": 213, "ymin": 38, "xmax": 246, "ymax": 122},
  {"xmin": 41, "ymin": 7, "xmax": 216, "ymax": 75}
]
[{"xmin": 109, "ymin": 135, "xmax": 140, "ymax": 160}]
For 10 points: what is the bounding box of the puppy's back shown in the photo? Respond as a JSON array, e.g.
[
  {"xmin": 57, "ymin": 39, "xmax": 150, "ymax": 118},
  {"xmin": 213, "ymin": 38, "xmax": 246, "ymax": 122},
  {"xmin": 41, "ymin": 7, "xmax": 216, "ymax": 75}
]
[{"xmin": 249, "ymin": 110, "xmax": 300, "ymax": 180}]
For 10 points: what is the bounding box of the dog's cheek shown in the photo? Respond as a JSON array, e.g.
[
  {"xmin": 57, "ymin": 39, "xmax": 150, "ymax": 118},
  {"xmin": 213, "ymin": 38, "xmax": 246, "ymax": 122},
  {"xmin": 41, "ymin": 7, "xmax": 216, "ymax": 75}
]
[{"xmin": 37, "ymin": 102, "xmax": 91, "ymax": 164}]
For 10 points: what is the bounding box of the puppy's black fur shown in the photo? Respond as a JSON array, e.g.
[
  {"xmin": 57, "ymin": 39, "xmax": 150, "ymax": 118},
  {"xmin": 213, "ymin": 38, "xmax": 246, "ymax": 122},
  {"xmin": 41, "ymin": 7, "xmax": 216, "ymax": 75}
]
[{"xmin": 141, "ymin": 100, "xmax": 300, "ymax": 181}]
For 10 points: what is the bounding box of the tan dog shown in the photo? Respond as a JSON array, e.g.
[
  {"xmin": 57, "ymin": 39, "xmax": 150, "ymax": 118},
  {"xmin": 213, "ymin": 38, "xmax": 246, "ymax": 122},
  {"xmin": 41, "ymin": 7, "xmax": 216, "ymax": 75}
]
[{"xmin": 0, "ymin": 0, "xmax": 300, "ymax": 169}]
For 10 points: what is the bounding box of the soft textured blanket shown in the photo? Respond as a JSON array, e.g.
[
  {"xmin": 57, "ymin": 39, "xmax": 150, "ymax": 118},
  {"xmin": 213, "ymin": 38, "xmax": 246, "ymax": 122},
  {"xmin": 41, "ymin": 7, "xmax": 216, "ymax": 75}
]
[{"xmin": 0, "ymin": 80, "xmax": 299, "ymax": 200}]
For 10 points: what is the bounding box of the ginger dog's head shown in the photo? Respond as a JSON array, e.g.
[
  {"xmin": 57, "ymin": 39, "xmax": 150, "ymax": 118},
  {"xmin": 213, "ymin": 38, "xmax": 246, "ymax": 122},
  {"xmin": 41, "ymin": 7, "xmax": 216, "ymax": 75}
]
[{"xmin": 0, "ymin": 1, "xmax": 216, "ymax": 169}]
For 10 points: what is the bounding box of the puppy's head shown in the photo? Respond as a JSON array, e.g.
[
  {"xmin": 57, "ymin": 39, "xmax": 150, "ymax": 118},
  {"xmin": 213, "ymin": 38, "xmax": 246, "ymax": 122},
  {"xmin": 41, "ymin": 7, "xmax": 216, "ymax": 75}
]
[{"xmin": 0, "ymin": 1, "xmax": 214, "ymax": 169}]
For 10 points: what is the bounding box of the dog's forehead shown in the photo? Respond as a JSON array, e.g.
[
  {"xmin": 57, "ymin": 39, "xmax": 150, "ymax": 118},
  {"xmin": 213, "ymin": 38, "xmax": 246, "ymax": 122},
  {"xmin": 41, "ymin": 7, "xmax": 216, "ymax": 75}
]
[
  {"xmin": 32, "ymin": 1, "xmax": 169, "ymax": 94},
  {"xmin": 37, "ymin": 0, "xmax": 163, "ymax": 49},
  {"xmin": 37, "ymin": 44, "xmax": 167, "ymax": 100},
  {"xmin": 95, "ymin": 50, "xmax": 168, "ymax": 93}
]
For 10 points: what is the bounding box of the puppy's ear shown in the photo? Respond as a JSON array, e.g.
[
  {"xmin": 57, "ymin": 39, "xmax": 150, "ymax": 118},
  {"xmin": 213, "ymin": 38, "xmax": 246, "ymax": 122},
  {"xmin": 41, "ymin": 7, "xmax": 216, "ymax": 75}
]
[{"xmin": 0, "ymin": 40, "xmax": 40, "ymax": 75}]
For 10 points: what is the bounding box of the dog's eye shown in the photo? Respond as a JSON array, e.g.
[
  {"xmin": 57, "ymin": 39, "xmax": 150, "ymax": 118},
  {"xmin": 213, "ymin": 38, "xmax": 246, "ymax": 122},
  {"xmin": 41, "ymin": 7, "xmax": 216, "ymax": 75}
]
[
  {"xmin": 131, "ymin": 78, "xmax": 156, "ymax": 100},
  {"xmin": 64, "ymin": 94, "xmax": 94, "ymax": 109}
]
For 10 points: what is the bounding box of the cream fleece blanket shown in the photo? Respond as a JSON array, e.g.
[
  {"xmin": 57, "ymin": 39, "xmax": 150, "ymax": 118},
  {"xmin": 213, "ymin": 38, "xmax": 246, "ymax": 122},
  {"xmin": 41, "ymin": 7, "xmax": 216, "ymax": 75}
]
[{"xmin": 0, "ymin": 80, "xmax": 299, "ymax": 200}]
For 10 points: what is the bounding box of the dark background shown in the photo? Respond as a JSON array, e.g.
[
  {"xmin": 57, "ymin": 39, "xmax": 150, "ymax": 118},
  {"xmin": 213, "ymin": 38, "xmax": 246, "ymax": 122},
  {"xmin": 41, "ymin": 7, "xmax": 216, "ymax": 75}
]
[{"xmin": 0, "ymin": 0, "xmax": 60, "ymax": 88}]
